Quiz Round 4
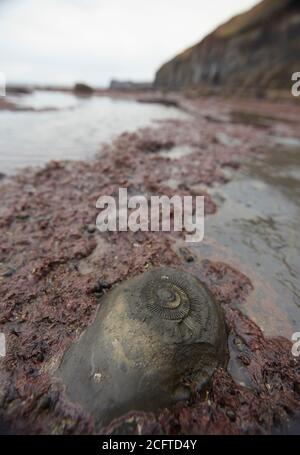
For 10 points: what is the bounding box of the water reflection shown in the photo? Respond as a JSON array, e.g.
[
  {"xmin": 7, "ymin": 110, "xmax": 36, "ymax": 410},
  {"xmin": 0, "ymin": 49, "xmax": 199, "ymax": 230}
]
[
  {"xmin": 198, "ymin": 145, "xmax": 300, "ymax": 338},
  {"xmin": 0, "ymin": 90, "xmax": 189, "ymax": 175}
]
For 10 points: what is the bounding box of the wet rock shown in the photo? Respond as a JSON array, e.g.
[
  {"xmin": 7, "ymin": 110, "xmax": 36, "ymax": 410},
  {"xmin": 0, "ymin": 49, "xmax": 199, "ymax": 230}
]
[
  {"xmin": 179, "ymin": 247, "xmax": 195, "ymax": 263},
  {"xmin": 90, "ymin": 280, "xmax": 111, "ymax": 295},
  {"xmin": 226, "ymin": 409, "xmax": 236, "ymax": 422},
  {"xmin": 38, "ymin": 392, "xmax": 59, "ymax": 412},
  {"xmin": 2, "ymin": 267, "xmax": 16, "ymax": 278},
  {"xmin": 6, "ymin": 85, "xmax": 33, "ymax": 95},
  {"xmin": 15, "ymin": 213, "xmax": 30, "ymax": 221},
  {"xmin": 141, "ymin": 139, "xmax": 174, "ymax": 153},
  {"xmin": 137, "ymin": 97, "xmax": 179, "ymax": 108},
  {"xmin": 58, "ymin": 267, "xmax": 227, "ymax": 428},
  {"xmin": 73, "ymin": 83, "xmax": 93, "ymax": 96},
  {"xmin": 86, "ymin": 224, "xmax": 96, "ymax": 234}
]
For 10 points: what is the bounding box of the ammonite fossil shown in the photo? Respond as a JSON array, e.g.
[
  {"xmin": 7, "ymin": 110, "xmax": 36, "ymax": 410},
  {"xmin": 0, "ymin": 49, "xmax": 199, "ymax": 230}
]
[{"xmin": 57, "ymin": 267, "xmax": 227, "ymax": 429}]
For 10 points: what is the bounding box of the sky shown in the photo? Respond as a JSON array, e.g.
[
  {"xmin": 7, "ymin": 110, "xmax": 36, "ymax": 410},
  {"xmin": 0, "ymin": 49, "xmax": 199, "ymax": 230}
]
[{"xmin": 0, "ymin": 0, "xmax": 258, "ymax": 87}]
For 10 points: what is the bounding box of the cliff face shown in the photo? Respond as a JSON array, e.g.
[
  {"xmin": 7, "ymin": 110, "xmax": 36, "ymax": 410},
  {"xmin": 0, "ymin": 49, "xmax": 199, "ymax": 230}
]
[{"xmin": 154, "ymin": 0, "xmax": 300, "ymax": 94}]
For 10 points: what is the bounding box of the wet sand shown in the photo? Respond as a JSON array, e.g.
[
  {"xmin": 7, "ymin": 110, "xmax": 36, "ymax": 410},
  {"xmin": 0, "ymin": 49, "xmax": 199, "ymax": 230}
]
[{"xmin": 0, "ymin": 93, "xmax": 299, "ymax": 434}]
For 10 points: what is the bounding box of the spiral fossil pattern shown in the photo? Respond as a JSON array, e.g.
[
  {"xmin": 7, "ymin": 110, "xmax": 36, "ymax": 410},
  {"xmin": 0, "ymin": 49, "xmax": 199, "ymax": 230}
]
[
  {"xmin": 143, "ymin": 275, "xmax": 190, "ymax": 320},
  {"xmin": 141, "ymin": 268, "xmax": 210, "ymax": 340}
]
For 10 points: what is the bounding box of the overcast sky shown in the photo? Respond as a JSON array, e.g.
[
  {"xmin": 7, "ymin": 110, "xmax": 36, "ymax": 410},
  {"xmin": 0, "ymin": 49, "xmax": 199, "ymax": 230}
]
[{"xmin": 0, "ymin": 0, "xmax": 258, "ymax": 87}]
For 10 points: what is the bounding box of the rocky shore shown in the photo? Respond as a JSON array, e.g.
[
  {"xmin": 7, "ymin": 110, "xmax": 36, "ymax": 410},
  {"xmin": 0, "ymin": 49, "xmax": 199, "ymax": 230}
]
[
  {"xmin": 0, "ymin": 94, "xmax": 300, "ymax": 434},
  {"xmin": 155, "ymin": 0, "xmax": 300, "ymax": 98}
]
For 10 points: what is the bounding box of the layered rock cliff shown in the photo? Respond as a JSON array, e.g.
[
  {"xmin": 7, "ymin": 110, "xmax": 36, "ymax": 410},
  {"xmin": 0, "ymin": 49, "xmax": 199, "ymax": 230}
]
[{"xmin": 154, "ymin": 0, "xmax": 300, "ymax": 95}]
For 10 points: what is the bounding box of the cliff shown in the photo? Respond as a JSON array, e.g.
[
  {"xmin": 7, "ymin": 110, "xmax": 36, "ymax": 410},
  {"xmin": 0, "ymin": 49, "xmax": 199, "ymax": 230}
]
[{"xmin": 154, "ymin": 0, "xmax": 300, "ymax": 96}]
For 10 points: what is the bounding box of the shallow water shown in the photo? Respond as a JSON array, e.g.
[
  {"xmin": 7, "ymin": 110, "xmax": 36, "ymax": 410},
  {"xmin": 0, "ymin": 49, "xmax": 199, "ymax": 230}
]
[
  {"xmin": 199, "ymin": 144, "xmax": 300, "ymax": 339},
  {"xmin": 0, "ymin": 90, "xmax": 189, "ymax": 175}
]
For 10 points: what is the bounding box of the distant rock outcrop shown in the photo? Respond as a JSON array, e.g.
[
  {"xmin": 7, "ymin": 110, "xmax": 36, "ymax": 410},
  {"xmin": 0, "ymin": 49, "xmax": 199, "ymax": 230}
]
[
  {"xmin": 73, "ymin": 83, "xmax": 94, "ymax": 96},
  {"xmin": 109, "ymin": 79, "xmax": 152, "ymax": 91},
  {"xmin": 155, "ymin": 0, "xmax": 300, "ymax": 96}
]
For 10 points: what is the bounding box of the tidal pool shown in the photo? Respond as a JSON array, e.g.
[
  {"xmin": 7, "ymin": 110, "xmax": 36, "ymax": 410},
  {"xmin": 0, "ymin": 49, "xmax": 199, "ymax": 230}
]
[
  {"xmin": 198, "ymin": 144, "xmax": 300, "ymax": 339},
  {"xmin": 0, "ymin": 90, "xmax": 189, "ymax": 175}
]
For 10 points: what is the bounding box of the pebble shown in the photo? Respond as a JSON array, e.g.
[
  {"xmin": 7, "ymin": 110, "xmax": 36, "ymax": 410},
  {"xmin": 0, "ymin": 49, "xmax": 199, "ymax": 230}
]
[
  {"xmin": 86, "ymin": 224, "xmax": 96, "ymax": 234},
  {"xmin": 2, "ymin": 267, "xmax": 16, "ymax": 278}
]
